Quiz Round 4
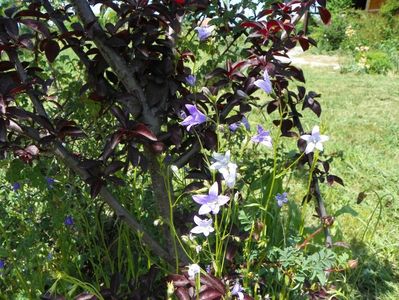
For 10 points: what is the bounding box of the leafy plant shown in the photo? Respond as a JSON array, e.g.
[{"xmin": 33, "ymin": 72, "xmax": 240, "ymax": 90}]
[{"xmin": 0, "ymin": 0, "xmax": 354, "ymax": 298}]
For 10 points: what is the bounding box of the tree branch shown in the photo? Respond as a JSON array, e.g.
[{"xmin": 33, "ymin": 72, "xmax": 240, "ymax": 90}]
[
  {"xmin": 71, "ymin": 0, "xmax": 158, "ymax": 130},
  {"xmin": 8, "ymin": 50, "xmax": 177, "ymax": 267}
]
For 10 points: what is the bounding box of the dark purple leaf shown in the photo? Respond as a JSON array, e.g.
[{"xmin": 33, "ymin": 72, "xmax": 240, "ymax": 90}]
[
  {"xmin": 107, "ymin": 176, "xmax": 125, "ymax": 186},
  {"xmin": 200, "ymin": 274, "xmax": 225, "ymax": 294},
  {"xmin": 15, "ymin": 10, "xmax": 49, "ymax": 19},
  {"xmin": 44, "ymin": 40, "xmax": 60, "ymax": 63},
  {"xmin": 150, "ymin": 141, "xmax": 165, "ymax": 154},
  {"xmin": 0, "ymin": 119, "xmax": 7, "ymax": 142},
  {"xmin": 298, "ymin": 36, "xmax": 309, "ymax": 51},
  {"xmin": 357, "ymin": 191, "xmax": 367, "ymax": 204},
  {"xmin": 203, "ymin": 130, "xmax": 217, "ymax": 150},
  {"xmin": 175, "ymin": 287, "xmax": 190, "ymax": 300},
  {"xmin": 131, "ymin": 123, "xmax": 158, "ymax": 141},
  {"xmin": 90, "ymin": 179, "xmax": 104, "ymax": 199},
  {"xmin": 319, "ymin": 7, "xmax": 331, "ymax": 25},
  {"xmin": 0, "ymin": 61, "xmax": 14, "ymax": 72},
  {"xmin": 322, "ymin": 161, "xmax": 330, "ymax": 173},
  {"xmin": 74, "ymin": 292, "xmax": 95, "ymax": 300},
  {"xmin": 100, "ymin": 132, "xmax": 123, "ymax": 161},
  {"xmin": 4, "ymin": 18, "xmax": 19, "ymax": 38},
  {"xmin": 4, "ymin": 6, "xmax": 18, "ymax": 18},
  {"xmin": 327, "ymin": 175, "xmax": 344, "ymax": 186},
  {"xmin": 18, "ymin": 19, "xmax": 51, "ymax": 37},
  {"xmin": 167, "ymin": 274, "xmax": 190, "ymax": 287},
  {"xmin": 199, "ymin": 289, "xmax": 223, "ymax": 300},
  {"xmin": 104, "ymin": 161, "xmax": 124, "ymax": 175}
]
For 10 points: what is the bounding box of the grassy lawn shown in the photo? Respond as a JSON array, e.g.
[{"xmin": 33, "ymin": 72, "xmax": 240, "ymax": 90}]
[{"xmin": 298, "ymin": 66, "xmax": 399, "ymax": 299}]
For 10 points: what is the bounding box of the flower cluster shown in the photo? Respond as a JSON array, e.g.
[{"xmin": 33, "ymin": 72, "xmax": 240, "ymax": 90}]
[{"xmin": 210, "ymin": 151, "xmax": 238, "ymax": 188}]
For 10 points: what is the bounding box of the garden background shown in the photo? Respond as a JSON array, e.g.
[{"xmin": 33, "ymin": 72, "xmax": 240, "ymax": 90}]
[{"xmin": 0, "ymin": 0, "xmax": 398, "ymax": 299}]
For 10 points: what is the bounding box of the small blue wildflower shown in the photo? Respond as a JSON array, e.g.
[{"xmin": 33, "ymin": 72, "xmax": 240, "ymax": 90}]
[
  {"xmin": 195, "ymin": 25, "xmax": 215, "ymax": 41},
  {"xmin": 229, "ymin": 116, "xmax": 251, "ymax": 133},
  {"xmin": 47, "ymin": 253, "xmax": 53, "ymax": 260},
  {"xmin": 185, "ymin": 74, "xmax": 196, "ymax": 86},
  {"xmin": 180, "ymin": 104, "xmax": 206, "ymax": 131},
  {"xmin": 251, "ymin": 125, "xmax": 272, "ymax": 148},
  {"xmin": 229, "ymin": 122, "xmax": 240, "ymax": 132},
  {"xmin": 254, "ymin": 70, "xmax": 272, "ymax": 94},
  {"xmin": 206, "ymin": 265, "xmax": 212, "ymax": 273},
  {"xmin": 64, "ymin": 215, "xmax": 74, "ymax": 226},
  {"xmin": 241, "ymin": 116, "xmax": 251, "ymax": 131},
  {"xmin": 275, "ymin": 192, "xmax": 288, "ymax": 208},
  {"xmin": 12, "ymin": 182, "xmax": 21, "ymax": 192},
  {"xmin": 0, "ymin": 259, "xmax": 5, "ymax": 269},
  {"xmin": 192, "ymin": 182, "xmax": 230, "ymax": 215},
  {"xmin": 46, "ymin": 177, "xmax": 55, "ymax": 189},
  {"xmin": 231, "ymin": 281, "xmax": 244, "ymax": 300}
]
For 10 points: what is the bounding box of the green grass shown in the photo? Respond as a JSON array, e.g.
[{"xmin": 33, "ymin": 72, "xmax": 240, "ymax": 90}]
[{"xmin": 298, "ymin": 66, "xmax": 399, "ymax": 299}]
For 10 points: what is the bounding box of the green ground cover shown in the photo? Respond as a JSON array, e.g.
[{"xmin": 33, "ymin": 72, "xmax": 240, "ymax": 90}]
[{"xmin": 295, "ymin": 66, "xmax": 399, "ymax": 299}]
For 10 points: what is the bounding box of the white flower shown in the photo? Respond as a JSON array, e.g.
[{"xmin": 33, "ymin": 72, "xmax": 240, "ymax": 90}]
[
  {"xmin": 195, "ymin": 245, "xmax": 202, "ymax": 253},
  {"xmin": 231, "ymin": 282, "xmax": 244, "ymax": 300},
  {"xmin": 300, "ymin": 126, "xmax": 329, "ymax": 154},
  {"xmin": 190, "ymin": 216, "xmax": 214, "ymax": 237},
  {"xmin": 210, "ymin": 151, "xmax": 238, "ymax": 188},
  {"xmin": 188, "ymin": 264, "xmax": 200, "ymax": 280}
]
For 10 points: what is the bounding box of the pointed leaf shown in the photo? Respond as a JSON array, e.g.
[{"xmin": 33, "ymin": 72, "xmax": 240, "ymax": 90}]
[
  {"xmin": 131, "ymin": 123, "xmax": 157, "ymax": 141},
  {"xmin": 175, "ymin": 287, "xmax": 190, "ymax": 300},
  {"xmin": 44, "ymin": 40, "xmax": 60, "ymax": 63},
  {"xmin": 200, "ymin": 274, "xmax": 225, "ymax": 294},
  {"xmin": 319, "ymin": 7, "xmax": 331, "ymax": 25}
]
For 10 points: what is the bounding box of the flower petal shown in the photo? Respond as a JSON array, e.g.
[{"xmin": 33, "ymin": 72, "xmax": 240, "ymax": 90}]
[
  {"xmin": 191, "ymin": 226, "xmax": 204, "ymax": 234},
  {"xmin": 193, "ymin": 215, "xmax": 201, "ymax": 225},
  {"xmin": 319, "ymin": 134, "xmax": 329, "ymax": 142},
  {"xmin": 208, "ymin": 182, "xmax": 219, "ymax": 197},
  {"xmin": 217, "ymin": 195, "xmax": 230, "ymax": 206},
  {"xmin": 199, "ymin": 204, "xmax": 212, "ymax": 215},
  {"xmin": 305, "ymin": 142, "xmax": 315, "ymax": 154},
  {"xmin": 315, "ymin": 141, "xmax": 324, "ymax": 151},
  {"xmin": 300, "ymin": 134, "xmax": 311, "ymax": 142},
  {"xmin": 312, "ymin": 125, "xmax": 320, "ymax": 136},
  {"xmin": 193, "ymin": 195, "xmax": 211, "ymax": 205}
]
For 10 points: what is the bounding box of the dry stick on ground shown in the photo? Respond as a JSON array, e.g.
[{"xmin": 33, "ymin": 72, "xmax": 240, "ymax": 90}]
[
  {"xmin": 71, "ymin": 0, "xmax": 185, "ymax": 264},
  {"xmin": 7, "ymin": 50, "xmax": 177, "ymax": 268}
]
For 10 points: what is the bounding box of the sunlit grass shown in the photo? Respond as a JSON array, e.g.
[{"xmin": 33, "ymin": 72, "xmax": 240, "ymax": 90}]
[{"xmin": 293, "ymin": 66, "xmax": 399, "ymax": 299}]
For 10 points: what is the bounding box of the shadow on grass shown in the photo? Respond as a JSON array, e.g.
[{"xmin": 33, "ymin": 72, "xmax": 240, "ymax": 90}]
[{"xmin": 347, "ymin": 239, "xmax": 399, "ymax": 299}]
